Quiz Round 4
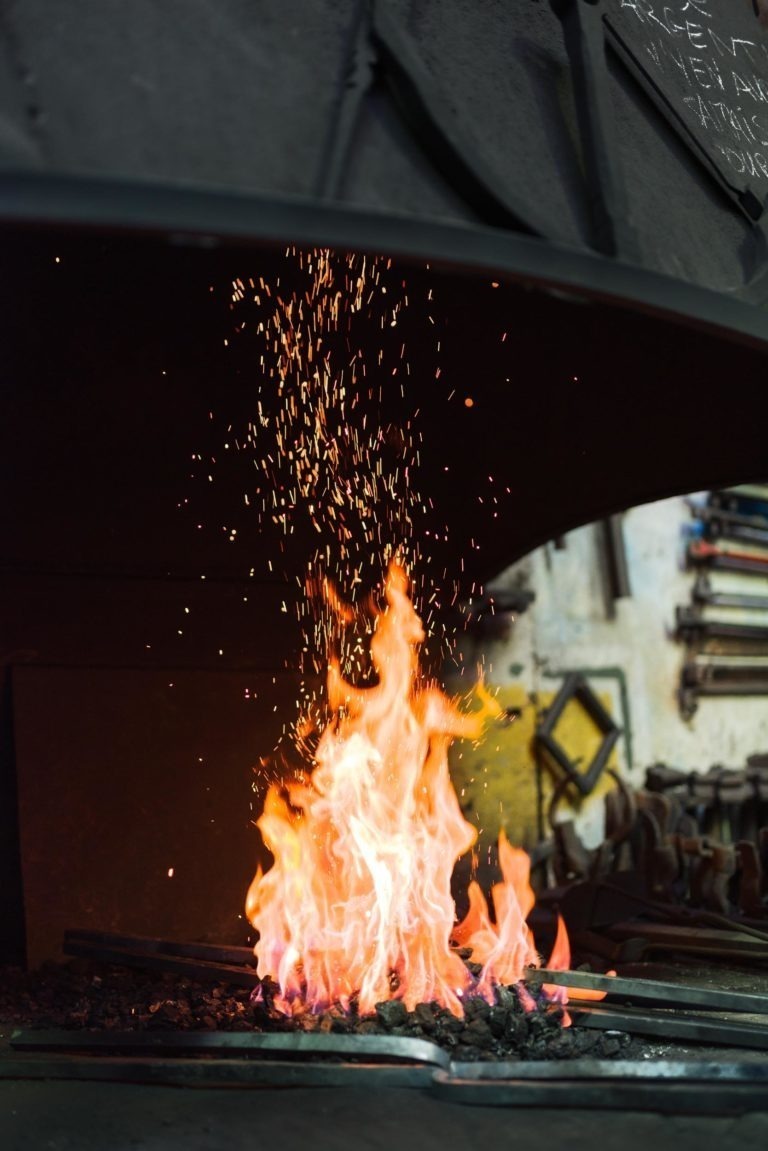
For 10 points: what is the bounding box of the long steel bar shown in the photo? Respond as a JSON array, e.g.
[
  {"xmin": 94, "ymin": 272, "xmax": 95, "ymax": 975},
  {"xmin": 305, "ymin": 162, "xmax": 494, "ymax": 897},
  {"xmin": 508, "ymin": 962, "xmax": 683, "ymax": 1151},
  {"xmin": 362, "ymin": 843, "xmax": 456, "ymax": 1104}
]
[
  {"xmin": 570, "ymin": 1003, "xmax": 768, "ymax": 1050},
  {"xmin": 530, "ymin": 968, "xmax": 768, "ymax": 1014},
  {"xmin": 431, "ymin": 1068, "xmax": 768, "ymax": 1113},
  {"xmin": 61, "ymin": 939, "xmax": 261, "ymax": 986},
  {"xmin": 605, "ymin": 920, "xmax": 768, "ymax": 958},
  {"xmin": 4, "ymin": 1056, "xmax": 768, "ymax": 1111},
  {"xmin": 449, "ymin": 1058, "xmax": 768, "ymax": 1081},
  {"xmin": 676, "ymin": 608, "xmax": 768, "ymax": 643},
  {"xmin": 0, "ymin": 1057, "xmax": 435, "ymax": 1089},
  {"xmin": 694, "ymin": 585, "xmax": 768, "ymax": 610},
  {"xmin": 10, "ymin": 1029, "xmax": 452, "ymax": 1068},
  {"xmin": 64, "ymin": 929, "xmax": 255, "ymax": 967}
]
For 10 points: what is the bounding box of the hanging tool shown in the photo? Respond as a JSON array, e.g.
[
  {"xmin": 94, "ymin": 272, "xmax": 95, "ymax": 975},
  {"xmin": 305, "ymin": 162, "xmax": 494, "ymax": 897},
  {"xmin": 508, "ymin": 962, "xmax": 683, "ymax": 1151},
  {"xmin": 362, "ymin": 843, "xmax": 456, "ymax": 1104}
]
[
  {"xmin": 679, "ymin": 660, "xmax": 768, "ymax": 719},
  {"xmin": 687, "ymin": 540, "xmax": 768, "ymax": 577},
  {"xmin": 692, "ymin": 574, "xmax": 768, "ymax": 612},
  {"xmin": 676, "ymin": 606, "xmax": 768, "ymax": 646}
]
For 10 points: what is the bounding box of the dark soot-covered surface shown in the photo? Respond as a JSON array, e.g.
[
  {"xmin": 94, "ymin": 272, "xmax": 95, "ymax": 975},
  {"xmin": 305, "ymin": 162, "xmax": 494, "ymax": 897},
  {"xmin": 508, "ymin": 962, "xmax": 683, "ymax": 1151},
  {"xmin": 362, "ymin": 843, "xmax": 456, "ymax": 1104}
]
[
  {"xmin": 0, "ymin": 0, "xmax": 759, "ymax": 293},
  {"xmin": 3, "ymin": 1081, "xmax": 768, "ymax": 1151}
]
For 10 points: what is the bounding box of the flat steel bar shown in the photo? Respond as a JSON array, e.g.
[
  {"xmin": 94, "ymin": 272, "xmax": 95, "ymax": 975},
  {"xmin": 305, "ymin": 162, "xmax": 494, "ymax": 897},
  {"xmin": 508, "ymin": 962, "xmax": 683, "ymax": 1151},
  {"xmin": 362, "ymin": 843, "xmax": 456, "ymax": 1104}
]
[
  {"xmin": 450, "ymin": 1058, "xmax": 768, "ymax": 1082},
  {"xmin": 606, "ymin": 921, "xmax": 768, "ymax": 956},
  {"xmin": 695, "ymin": 588, "xmax": 768, "ymax": 611},
  {"xmin": 3, "ymin": 1057, "xmax": 768, "ymax": 1111},
  {"xmin": 62, "ymin": 939, "xmax": 261, "ymax": 986},
  {"xmin": 570, "ymin": 1004, "xmax": 768, "ymax": 1050},
  {"xmin": 676, "ymin": 610, "xmax": 768, "ymax": 643},
  {"xmin": 529, "ymin": 968, "xmax": 768, "ymax": 1014},
  {"xmin": 10, "ymin": 1029, "xmax": 452, "ymax": 1068},
  {"xmin": 64, "ymin": 929, "xmax": 255, "ymax": 967},
  {"xmin": 0, "ymin": 1057, "xmax": 434, "ymax": 1089},
  {"xmin": 431, "ymin": 1069, "xmax": 768, "ymax": 1114}
]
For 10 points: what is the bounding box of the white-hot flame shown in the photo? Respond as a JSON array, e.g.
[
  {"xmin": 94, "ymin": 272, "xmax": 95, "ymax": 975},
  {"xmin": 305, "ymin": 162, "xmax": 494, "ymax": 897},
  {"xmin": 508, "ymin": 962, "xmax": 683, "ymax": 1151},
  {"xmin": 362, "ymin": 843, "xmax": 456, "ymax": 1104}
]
[{"xmin": 246, "ymin": 562, "xmax": 572, "ymax": 1017}]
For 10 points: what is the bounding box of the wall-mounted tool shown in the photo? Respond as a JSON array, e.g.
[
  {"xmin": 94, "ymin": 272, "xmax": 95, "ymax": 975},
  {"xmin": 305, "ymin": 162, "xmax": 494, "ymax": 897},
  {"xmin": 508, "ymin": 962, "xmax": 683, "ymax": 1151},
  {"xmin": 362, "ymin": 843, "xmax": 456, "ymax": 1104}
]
[
  {"xmin": 710, "ymin": 487, "xmax": 768, "ymax": 522},
  {"xmin": 687, "ymin": 540, "xmax": 768, "ymax": 577},
  {"xmin": 689, "ymin": 498, "xmax": 768, "ymax": 548},
  {"xmin": 461, "ymin": 586, "xmax": 535, "ymax": 642},
  {"xmin": 536, "ymin": 673, "xmax": 621, "ymax": 797},
  {"xmin": 546, "ymin": 768, "xmax": 635, "ymax": 886},
  {"xmin": 675, "ymin": 606, "xmax": 768, "ymax": 647},
  {"xmin": 598, "ymin": 513, "xmax": 631, "ymax": 619},
  {"xmin": 692, "ymin": 574, "xmax": 768, "ymax": 612},
  {"xmin": 679, "ymin": 660, "xmax": 768, "ymax": 720},
  {"xmin": 692, "ymin": 513, "xmax": 768, "ymax": 551}
]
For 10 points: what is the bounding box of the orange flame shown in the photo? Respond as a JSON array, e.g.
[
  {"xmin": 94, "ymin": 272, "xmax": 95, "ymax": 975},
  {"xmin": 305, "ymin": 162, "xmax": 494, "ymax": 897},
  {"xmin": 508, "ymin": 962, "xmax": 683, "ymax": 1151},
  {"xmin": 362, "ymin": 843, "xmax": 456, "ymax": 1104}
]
[
  {"xmin": 540, "ymin": 914, "xmax": 614, "ymax": 1022},
  {"xmin": 453, "ymin": 831, "xmax": 539, "ymax": 995},
  {"xmin": 246, "ymin": 562, "xmax": 570, "ymax": 1017}
]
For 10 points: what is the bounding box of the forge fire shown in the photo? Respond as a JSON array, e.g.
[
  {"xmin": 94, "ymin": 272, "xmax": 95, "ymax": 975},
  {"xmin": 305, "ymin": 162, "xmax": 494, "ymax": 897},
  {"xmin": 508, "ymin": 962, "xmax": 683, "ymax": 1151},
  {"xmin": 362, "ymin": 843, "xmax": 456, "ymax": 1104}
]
[{"xmin": 246, "ymin": 561, "xmax": 573, "ymax": 1019}]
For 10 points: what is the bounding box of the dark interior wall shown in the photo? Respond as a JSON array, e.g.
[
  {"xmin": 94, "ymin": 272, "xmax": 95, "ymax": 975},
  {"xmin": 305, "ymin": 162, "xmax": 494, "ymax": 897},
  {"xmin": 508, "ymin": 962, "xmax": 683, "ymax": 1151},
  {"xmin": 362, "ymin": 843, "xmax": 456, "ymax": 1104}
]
[
  {"xmin": 0, "ymin": 513, "xmax": 309, "ymax": 966},
  {"xmin": 0, "ymin": 233, "xmax": 310, "ymax": 964},
  {"xmin": 13, "ymin": 664, "xmax": 299, "ymax": 967},
  {"xmin": 0, "ymin": 561, "xmax": 305, "ymax": 968},
  {"xmin": 0, "ymin": 0, "xmax": 767, "ymax": 971},
  {"xmin": 2, "ymin": 222, "xmax": 768, "ymax": 966}
]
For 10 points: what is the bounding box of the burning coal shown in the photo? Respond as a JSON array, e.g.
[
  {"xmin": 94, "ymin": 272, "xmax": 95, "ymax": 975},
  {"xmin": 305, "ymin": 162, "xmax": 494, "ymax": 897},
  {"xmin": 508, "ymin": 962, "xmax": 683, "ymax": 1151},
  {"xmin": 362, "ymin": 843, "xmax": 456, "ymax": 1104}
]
[{"xmin": 246, "ymin": 562, "xmax": 572, "ymax": 1018}]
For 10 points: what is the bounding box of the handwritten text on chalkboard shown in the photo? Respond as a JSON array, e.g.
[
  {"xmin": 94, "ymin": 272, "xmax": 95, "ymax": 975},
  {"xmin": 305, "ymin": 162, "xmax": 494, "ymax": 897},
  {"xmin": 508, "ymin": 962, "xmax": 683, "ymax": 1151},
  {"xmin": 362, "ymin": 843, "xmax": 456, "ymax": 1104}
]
[{"xmin": 608, "ymin": 0, "xmax": 768, "ymax": 190}]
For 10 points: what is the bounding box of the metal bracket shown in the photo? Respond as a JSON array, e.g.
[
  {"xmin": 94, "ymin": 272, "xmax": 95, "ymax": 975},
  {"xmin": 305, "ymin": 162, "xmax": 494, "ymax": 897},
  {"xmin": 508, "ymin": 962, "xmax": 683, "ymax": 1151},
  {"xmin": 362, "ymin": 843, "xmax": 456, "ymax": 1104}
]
[
  {"xmin": 536, "ymin": 672, "xmax": 621, "ymax": 796},
  {"xmin": 551, "ymin": 0, "xmax": 639, "ymax": 260},
  {"xmin": 314, "ymin": 0, "xmax": 377, "ymax": 201}
]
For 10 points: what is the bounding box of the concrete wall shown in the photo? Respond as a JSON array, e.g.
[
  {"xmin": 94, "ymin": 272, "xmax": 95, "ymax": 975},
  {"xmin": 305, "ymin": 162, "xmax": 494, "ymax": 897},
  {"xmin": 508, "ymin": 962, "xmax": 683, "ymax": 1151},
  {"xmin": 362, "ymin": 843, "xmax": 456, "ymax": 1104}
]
[{"xmin": 449, "ymin": 495, "xmax": 768, "ymax": 854}]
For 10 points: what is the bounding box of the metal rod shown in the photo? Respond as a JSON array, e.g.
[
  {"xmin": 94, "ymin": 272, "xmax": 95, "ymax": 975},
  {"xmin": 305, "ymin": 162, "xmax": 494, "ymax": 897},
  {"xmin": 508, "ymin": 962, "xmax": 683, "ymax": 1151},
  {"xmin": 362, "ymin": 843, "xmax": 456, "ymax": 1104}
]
[
  {"xmin": 529, "ymin": 968, "xmax": 768, "ymax": 1014},
  {"xmin": 10, "ymin": 1029, "xmax": 451, "ymax": 1068},
  {"xmin": 552, "ymin": 0, "xmax": 638, "ymax": 259},
  {"xmin": 606, "ymin": 921, "xmax": 768, "ymax": 958},
  {"xmin": 62, "ymin": 939, "xmax": 261, "ymax": 987},
  {"xmin": 0, "ymin": 1057, "xmax": 434, "ymax": 1090},
  {"xmin": 692, "ymin": 504, "xmax": 768, "ymax": 534},
  {"xmin": 600, "ymin": 514, "xmax": 632, "ymax": 609},
  {"xmin": 432, "ymin": 1067, "xmax": 768, "ymax": 1113},
  {"xmin": 688, "ymin": 542, "xmax": 768, "ymax": 577},
  {"xmin": 676, "ymin": 607, "xmax": 768, "ymax": 644},
  {"xmin": 5, "ymin": 1055, "xmax": 768, "ymax": 1110},
  {"xmin": 64, "ymin": 929, "xmax": 255, "ymax": 967},
  {"xmin": 692, "ymin": 575, "xmax": 768, "ymax": 610},
  {"xmin": 450, "ymin": 1058, "xmax": 768, "ymax": 1081},
  {"xmin": 570, "ymin": 1003, "xmax": 768, "ymax": 1051}
]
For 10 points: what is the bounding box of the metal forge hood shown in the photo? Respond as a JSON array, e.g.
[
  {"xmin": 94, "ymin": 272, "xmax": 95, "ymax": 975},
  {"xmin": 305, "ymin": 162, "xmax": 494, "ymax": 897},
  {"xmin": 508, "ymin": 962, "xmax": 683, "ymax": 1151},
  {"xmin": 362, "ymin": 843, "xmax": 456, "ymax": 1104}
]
[{"xmin": 1, "ymin": 0, "xmax": 768, "ymax": 586}]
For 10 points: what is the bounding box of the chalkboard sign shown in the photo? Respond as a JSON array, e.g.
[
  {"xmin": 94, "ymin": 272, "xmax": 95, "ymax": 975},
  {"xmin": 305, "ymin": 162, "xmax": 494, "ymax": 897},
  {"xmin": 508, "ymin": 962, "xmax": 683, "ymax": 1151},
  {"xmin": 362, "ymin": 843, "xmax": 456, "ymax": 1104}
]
[{"xmin": 604, "ymin": 0, "xmax": 768, "ymax": 219}]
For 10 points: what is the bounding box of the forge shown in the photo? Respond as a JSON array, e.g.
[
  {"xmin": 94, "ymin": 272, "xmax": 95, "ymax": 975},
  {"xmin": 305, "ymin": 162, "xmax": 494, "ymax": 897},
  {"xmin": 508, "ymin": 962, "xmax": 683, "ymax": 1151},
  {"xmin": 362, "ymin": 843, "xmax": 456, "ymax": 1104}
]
[
  {"xmin": 3, "ymin": 2, "xmax": 768, "ymax": 1144},
  {"xmin": 2, "ymin": 218, "xmax": 768, "ymax": 1111}
]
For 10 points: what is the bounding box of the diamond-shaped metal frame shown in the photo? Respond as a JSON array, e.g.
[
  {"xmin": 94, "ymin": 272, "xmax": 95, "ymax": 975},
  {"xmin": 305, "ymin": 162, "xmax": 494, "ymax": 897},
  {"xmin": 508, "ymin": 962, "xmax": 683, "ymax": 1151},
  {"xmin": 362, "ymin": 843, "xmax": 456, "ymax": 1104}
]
[{"xmin": 536, "ymin": 672, "xmax": 621, "ymax": 797}]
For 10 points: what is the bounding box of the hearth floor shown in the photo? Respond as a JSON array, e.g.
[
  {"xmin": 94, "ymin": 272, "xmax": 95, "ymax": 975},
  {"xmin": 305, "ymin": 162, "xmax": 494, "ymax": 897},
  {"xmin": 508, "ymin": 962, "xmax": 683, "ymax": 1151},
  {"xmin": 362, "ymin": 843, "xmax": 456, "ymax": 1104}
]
[{"xmin": 1, "ymin": 1080, "xmax": 768, "ymax": 1151}]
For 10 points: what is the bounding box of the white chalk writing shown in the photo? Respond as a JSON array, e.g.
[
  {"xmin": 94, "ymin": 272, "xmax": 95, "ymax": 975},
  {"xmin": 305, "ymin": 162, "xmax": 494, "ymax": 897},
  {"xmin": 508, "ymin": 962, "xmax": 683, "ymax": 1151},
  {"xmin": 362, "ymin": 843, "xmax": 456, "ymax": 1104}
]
[{"xmin": 612, "ymin": 0, "xmax": 768, "ymax": 186}]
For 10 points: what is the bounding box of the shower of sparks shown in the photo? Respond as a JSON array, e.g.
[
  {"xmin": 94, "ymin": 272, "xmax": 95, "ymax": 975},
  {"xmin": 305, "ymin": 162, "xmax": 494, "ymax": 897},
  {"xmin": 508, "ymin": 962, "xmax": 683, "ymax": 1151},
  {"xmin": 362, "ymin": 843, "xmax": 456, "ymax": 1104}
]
[
  {"xmin": 209, "ymin": 249, "xmax": 475, "ymax": 749},
  {"xmin": 180, "ymin": 249, "xmax": 524, "ymax": 779},
  {"xmin": 230, "ymin": 251, "xmax": 423, "ymax": 575}
]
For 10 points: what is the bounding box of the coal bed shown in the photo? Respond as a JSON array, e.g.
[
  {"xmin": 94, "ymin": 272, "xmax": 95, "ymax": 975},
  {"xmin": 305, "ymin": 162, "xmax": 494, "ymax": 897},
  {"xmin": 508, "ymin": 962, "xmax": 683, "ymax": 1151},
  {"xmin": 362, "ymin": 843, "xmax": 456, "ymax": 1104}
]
[{"xmin": 0, "ymin": 959, "xmax": 637, "ymax": 1063}]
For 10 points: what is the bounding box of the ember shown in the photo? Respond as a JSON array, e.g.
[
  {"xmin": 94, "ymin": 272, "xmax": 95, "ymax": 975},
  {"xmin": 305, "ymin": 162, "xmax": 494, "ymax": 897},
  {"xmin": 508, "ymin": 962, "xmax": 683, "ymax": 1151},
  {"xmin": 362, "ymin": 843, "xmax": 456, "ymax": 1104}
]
[{"xmin": 246, "ymin": 561, "xmax": 568, "ymax": 1018}]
